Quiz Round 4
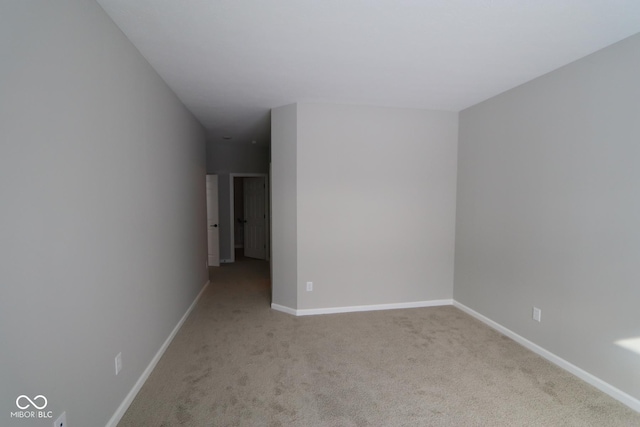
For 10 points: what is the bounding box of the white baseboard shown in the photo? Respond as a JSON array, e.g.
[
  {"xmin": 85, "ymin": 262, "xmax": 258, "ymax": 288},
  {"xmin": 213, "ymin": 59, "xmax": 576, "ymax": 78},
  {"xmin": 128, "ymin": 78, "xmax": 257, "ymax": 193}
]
[
  {"xmin": 271, "ymin": 299, "xmax": 452, "ymax": 316},
  {"xmin": 273, "ymin": 298, "xmax": 639, "ymax": 412},
  {"xmin": 105, "ymin": 289, "xmax": 639, "ymax": 420},
  {"xmin": 105, "ymin": 280, "xmax": 211, "ymax": 427},
  {"xmin": 452, "ymin": 301, "xmax": 640, "ymax": 413},
  {"xmin": 270, "ymin": 303, "xmax": 298, "ymax": 316}
]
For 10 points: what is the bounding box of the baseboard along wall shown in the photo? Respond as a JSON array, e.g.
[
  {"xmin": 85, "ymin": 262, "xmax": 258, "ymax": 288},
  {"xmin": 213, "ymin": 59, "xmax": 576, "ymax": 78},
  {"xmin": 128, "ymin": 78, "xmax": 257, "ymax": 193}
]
[
  {"xmin": 271, "ymin": 299, "xmax": 639, "ymax": 413},
  {"xmin": 105, "ymin": 280, "xmax": 211, "ymax": 427},
  {"xmin": 271, "ymin": 300, "xmax": 453, "ymax": 316},
  {"xmin": 106, "ymin": 290, "xmax": 639, "ymax": 426},
  {"xmin": 452, "ymin": 301, "xmax": 640, "ymax": 413}
]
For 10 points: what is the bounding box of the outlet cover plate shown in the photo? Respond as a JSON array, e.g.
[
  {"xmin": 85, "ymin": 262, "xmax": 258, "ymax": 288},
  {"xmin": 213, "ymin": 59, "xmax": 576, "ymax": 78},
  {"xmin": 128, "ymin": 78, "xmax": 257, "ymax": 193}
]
[
  {"xmin": 533, "ymin": 307, "xmax": 542, "ymax": 322},
  {"xmin": 115, "ymin": 352, "xmax": 122, "ymax": 375},
  {"xmin": 53, "ymin": 411, "xmax": 67, "ymax": 427}
]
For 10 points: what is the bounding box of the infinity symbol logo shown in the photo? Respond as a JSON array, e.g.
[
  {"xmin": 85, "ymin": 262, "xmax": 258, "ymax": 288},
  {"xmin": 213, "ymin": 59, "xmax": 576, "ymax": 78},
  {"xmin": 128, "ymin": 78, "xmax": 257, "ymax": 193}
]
[{"xmin": 16, "ymin": 395, "xmax": 48, "ymax": 410}]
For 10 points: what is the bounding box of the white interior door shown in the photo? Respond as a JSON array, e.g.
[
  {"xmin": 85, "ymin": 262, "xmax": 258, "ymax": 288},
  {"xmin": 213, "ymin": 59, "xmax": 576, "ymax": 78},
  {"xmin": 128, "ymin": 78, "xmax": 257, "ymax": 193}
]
[
  {"xmin": 206, "ymin": 175, "xmax": 220, "ymax": 266},
  {"xmin": 243, "ymin": 177, "xmax": 266, "ymax": 259}
]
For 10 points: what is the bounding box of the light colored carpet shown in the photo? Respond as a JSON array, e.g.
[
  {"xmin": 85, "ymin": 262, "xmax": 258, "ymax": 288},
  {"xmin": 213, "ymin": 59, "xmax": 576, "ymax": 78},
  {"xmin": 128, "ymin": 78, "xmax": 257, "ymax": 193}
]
[{"xmin": 118, "ymin": 258, "xmax": 640, "ymax": 426}]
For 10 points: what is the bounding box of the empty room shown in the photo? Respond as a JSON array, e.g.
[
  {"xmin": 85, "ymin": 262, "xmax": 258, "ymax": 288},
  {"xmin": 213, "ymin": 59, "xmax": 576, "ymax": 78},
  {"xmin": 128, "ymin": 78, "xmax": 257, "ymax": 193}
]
[{"xmin": 1, "ymin": 1, "xmax": 639, "ymax": 426}]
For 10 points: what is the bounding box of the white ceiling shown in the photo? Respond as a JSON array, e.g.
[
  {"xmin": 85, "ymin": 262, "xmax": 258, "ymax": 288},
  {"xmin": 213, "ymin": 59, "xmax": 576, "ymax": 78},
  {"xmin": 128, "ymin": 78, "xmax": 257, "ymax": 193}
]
[{"xmin": 96, "ymin": 0, "xmax": 640, "ymax": 146}]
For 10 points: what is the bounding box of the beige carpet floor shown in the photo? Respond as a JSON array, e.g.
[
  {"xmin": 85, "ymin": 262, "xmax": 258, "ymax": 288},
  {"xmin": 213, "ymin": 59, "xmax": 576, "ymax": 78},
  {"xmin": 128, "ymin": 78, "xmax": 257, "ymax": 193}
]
[{"xmin": 117, "ymin": 258, "xmax": 640, "ymax": 426}]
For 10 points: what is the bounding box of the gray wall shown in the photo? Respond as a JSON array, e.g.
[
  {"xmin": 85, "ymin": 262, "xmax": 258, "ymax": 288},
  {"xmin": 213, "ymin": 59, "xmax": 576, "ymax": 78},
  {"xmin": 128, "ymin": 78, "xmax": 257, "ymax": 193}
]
[
  {"xmin": 206, "ymin": 142, "xmax": 269, "ymax": 260},
  {"xmin": 0, "ymin": 2, "xmax": 208, "ymax": 426},
  {"xmin": 297, "ymin": 104, "xmax": 458, "ymax": 309},
  {"xmin": 271, "ymin": 104, "xmax": 298, "ymax": 309},
  {"xmin": 455, "ymin": 33, "xmax": 640, "ymax": 402},
  {"xmin": 271, "ymin": 103, "xmax": 458, "ymax": 311}
]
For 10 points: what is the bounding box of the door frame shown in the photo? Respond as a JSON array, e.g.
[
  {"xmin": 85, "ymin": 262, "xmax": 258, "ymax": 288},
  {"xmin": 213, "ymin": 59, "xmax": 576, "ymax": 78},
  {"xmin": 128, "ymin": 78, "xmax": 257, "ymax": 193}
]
[
  {"xmin": 229, "ymin": 173, "xmax": 270, "ymax": 263},
  {"xmin": 206, "ymin": 174, "xmax": 220, "ymax": 267}
]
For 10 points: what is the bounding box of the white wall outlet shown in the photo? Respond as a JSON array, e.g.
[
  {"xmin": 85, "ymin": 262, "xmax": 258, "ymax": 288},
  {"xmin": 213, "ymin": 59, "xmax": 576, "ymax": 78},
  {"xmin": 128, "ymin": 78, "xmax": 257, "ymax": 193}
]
[
  {"xmin": 53, "ymin": 411, "xmax": 66, "ymax": 427},
  {"xmin": 306, "ymin": 281, "xmax": 313, "ymax": 291},
  {"xmin": 533, "ymin": 307, "xmax": 542, "ymax": 322},
  {"xmin": 115, "ymin": 352, "xmax": 122, "ymax": 375}
]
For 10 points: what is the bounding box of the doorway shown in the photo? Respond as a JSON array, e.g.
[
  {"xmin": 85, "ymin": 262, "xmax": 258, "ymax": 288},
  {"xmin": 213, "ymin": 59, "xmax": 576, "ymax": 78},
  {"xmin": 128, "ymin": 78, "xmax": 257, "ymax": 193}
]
[
  {"xmin": 206, "ymin": 174, "xmax": 220, "ymax": 267},
  {"xmin": 229, "ymin": 173, "xmax": 269, "ymax": 263}
]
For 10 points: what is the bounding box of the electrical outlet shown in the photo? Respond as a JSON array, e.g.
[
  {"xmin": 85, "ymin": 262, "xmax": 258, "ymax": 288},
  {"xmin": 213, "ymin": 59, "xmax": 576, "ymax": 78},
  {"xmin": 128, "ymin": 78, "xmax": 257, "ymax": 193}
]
[
  {"xmin": 53, "ymin": 411, "xmax": 66, "ymax": 427},
  {"xmin": 115, "ymin": 352, "xmax": 122, "ymax": 375},
  {"xmin": 306, "ymin": 282, "xmax": 313, "ymax": 292},
  {"xmin": 533, "ymin": 307, "xmax": 542, "ymax": 322}
]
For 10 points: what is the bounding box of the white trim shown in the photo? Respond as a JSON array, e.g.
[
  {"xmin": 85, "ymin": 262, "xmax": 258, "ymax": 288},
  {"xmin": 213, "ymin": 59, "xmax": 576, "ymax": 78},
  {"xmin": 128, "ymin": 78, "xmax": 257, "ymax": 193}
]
[
  {"xmin": 106, "ymin": 291, "xmax": 640, "ymax": 421},
  {"xmin": 105, "ymin": 280, "xmax": 211, "ymax": 427},
  {"xmin": 298, "ymin": 299, "xmax": 453, "ymax": 316},
  {"xmin": 229, "ymin": 173, "xmax": 269, "ymax": 263},
  {"xmin": 453, "ymin": 301, "xmax": 640, "ymax": 413},
  {"xmin": 270, "ymin": 303, "xmax": 298, "ymax": 316},
  {"xmin": 271, "ymin": 299, "xmax": 452, "ymax": 317},
  {"xmin": 272, "ymin": 298, "xmax": 640, "ymax": 412}
]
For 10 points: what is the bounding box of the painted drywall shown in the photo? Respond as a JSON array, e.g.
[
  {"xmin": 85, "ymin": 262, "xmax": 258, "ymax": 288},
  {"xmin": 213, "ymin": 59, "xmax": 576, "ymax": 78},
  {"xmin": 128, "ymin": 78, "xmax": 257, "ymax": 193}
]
[
  {"xmin": 206, "ymin": 142, "xmax": 269, "ymax": 260},
  {"xmin": 296, "ymin": 103, "xmax": 458, "ymax": 310},
  {"xmin": 271, "ymin": 104, "xmax": 298, "ymax": 309},
  {"xmin": 455, "ymin": 33, "xmax": 640, "ymax": 402},
  {"xmin": 207, "ymin": 141, "xmax": 270, "ymax": 173},
  {"xmin": 0, "ymin": 2, "xmax": 207, "ymax": 426}
]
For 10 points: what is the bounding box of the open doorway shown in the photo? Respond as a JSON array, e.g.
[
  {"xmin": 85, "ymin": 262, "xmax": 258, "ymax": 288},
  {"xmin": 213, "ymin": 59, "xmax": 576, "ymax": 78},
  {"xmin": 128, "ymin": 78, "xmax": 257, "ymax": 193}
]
[{"xmin": 229, "ymin": 173, "xmax": 269, "ymax": 263}]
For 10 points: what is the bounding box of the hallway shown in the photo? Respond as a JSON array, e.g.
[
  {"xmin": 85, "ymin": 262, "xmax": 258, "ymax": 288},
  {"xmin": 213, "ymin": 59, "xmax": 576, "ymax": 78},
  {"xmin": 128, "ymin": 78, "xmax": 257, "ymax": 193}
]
[{"xmin": 208, "ymin": 252, "xmax": 272, "ymax": 310}]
